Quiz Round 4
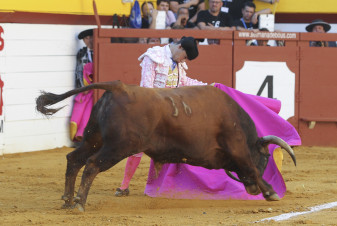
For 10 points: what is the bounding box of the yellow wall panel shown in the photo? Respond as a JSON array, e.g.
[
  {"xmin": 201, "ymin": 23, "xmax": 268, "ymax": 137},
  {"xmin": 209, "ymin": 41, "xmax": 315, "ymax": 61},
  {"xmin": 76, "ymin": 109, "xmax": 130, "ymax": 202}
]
[
  {"xmin": 0, "ymin": 0, "xmax": 132, "ymax": 15},
  {"xmin": 255, "ymin": 0, "xmax": 337, "ymax": 14},
  {"xmin": 1, "ymin": 0, "xmax": 336, "ymax": 16}
]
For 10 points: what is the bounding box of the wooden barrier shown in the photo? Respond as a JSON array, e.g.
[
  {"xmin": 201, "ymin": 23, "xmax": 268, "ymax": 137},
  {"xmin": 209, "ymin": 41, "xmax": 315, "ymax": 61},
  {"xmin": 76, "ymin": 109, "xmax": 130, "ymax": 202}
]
[
  {"xmin": 93, "ymin": 28, "xmax": 337, "ymax": 146},
  {"xmin": 93, "ymin": 29, "xmax": 233, "ymax": 84},
  {"xmin": 298, "ymin": 33, "xmax": 337, "ymax": 146}
]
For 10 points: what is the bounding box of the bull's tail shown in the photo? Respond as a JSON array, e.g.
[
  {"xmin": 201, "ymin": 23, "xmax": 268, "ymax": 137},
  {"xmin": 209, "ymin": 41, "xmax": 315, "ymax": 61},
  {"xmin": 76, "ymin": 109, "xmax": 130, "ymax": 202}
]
[{"xmin": 36, "ymin": 81, "xmax": 123, "ymax": 116}]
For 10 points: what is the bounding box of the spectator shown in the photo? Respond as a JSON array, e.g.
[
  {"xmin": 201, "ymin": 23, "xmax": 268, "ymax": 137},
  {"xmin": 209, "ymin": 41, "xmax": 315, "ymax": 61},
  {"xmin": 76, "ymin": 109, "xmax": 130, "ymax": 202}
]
[
  {"xmin": 196, "ymin": 0, "xmax": 234, "ymax": 30},
  {"xmin": 306, "ymin": 19, "xmax": 337, "ymax": 47},
  {"xmin": 197, "ymin": 0, "xmax": 234, "ymax": 44},
  {"xmin": 153, "ymin": 0, "xmax": 176, "ymax": 28},
  {"xmin": 148, "ymin": 37, "xmax": 161, "ymax": 44},
  {"xmin": 220, "ymin": 0, "xmax": 279, "ymax": 21},
  {"xmin": 138, "ymin": 37, "xmax": 148, "ymax": 43},
  {"xmin": 232, "ymin": 1, "xmax": 271, "ymax": 31},
  {"xmin": 247, "ymin": 27, "xmax": 269, "ymax": 46},
  {"xmin": 70, "ymin": 29, "xmax": 94, "ymax": 142},
  {"xmin": 171, "ymin": 7, "xmax": 197, "ymax": 28},
  {"xmin": 141, "ymin": 1, "xmax": 155, "ymax": 28},
  {"xmin": 170, "ymin": 0, "xmax": 205, "ymax": 24},
  {"xmin": 115, "ymin": 37, "xmax": 207, "ymax": 197}
]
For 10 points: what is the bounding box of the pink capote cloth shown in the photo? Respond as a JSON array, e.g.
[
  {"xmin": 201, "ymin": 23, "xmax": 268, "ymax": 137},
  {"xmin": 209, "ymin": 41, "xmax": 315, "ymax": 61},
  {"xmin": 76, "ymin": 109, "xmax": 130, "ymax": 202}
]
[
  {"xmin": 144, "ymin": 83, "xmax": 301, "ymax": 200},
  {"xmin": 70, "ymin": 63, "xmax": 94, "ymax": 139}
]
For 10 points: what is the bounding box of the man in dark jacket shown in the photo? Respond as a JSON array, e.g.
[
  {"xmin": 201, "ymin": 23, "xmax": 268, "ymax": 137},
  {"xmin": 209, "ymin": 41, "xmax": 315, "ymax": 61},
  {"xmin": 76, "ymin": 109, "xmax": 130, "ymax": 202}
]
[{"xmin": 75, "ymin": 29, "xmax": 93, "ymax": 88}]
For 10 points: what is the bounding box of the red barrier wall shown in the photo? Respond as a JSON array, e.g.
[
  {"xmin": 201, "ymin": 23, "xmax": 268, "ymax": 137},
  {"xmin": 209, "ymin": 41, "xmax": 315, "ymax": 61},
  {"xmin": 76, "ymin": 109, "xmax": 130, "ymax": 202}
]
[
  {"xmin": 93, "ymin": 29, "xmax": 337, "ymax": 146},
  {"xmin": 298, "ymin": 33, "xmax": 337, "ymax": 146}
]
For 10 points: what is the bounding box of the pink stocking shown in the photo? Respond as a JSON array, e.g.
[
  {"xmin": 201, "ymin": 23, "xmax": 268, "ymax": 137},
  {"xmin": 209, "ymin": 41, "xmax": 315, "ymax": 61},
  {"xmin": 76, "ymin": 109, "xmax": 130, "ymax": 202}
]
[{"xmin": 120, "ymin": 155, "xmax": 142, "ymax": 189}]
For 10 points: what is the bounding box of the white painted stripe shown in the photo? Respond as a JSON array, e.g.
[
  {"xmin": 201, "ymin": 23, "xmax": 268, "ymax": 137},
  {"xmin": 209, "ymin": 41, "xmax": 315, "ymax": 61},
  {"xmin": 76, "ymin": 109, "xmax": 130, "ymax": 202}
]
[{"xmin": 257, "ymin": 201, "xmax": 337, "ymax": 222}]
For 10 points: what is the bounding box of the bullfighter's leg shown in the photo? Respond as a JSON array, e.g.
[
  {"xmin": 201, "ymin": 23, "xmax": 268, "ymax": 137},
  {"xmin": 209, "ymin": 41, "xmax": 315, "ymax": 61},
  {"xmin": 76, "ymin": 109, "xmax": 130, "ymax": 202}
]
[
  {"xmin": 73, "ymin": 146, "xmax": 125, "ymax": 211},
  {"xmin": 115, "ymin": 152, "xmax": 143, "ymax": 197},
  {"xmin": 62, "ymin": 141, "xmax": 96, "ymax": 208}
]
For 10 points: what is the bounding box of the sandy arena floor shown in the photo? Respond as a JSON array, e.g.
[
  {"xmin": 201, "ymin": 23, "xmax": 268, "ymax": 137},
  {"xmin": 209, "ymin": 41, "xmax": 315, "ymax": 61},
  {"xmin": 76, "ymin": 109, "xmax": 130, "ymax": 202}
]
[{"xmin": 0, "ymin": 146, "xmax": 336, "ymax": 225}]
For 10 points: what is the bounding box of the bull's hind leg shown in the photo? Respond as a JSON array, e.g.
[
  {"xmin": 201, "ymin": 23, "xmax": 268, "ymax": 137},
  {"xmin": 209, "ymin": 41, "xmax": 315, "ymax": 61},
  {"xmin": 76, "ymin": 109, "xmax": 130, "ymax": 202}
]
[
  {"xmin": 73, "ymin": 146, "xmax": 125, "ymax": 212},
  {"xmin": 62, "ymin": 142, "xmax": 95, "ymax": 209}
]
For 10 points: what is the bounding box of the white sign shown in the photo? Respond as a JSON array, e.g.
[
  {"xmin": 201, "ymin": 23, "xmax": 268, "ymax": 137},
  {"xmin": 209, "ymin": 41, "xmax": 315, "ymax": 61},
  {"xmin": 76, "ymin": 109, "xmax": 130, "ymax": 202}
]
[
  {"xmin": 155, "ymin": 11, "xmax": 166, "ymax": 30},
  {"xmin": 236, "ymin": 61, "xmax": 295, "ymax": 120},
  {"xmin": 259, "ymin": 14, "xmax": 275, "ymax": 32}
]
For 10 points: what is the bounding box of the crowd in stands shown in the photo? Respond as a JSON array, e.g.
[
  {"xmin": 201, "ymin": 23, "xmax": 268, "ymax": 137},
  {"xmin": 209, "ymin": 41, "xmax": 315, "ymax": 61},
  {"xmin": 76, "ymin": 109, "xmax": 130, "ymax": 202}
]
[{"xmin": 127, "ymin": 0, "xmax": 335, "ymax": 47}]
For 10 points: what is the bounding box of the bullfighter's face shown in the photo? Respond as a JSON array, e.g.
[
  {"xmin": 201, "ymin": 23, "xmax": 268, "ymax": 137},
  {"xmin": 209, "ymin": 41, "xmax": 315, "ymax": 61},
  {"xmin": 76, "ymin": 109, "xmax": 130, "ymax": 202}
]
[
  {"xmin": 83, "ymin": 35, "xmax": 93, "ymax": 49},
  {"xmin": 172, "ymin": 45, "xmax": 188, "ymax": 63}
]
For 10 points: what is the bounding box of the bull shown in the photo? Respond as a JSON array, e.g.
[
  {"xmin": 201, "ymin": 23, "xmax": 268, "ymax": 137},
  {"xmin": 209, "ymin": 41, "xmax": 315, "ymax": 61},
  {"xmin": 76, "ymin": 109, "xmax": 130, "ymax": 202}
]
[{"xmin": 36, "ymin": 80, "xmax": 296, "ymax": 212}]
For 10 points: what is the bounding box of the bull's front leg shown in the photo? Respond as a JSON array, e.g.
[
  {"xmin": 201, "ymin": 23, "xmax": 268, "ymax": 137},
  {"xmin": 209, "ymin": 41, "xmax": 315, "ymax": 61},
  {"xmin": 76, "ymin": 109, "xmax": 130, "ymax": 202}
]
[
  {"xmin": 227, "ymin": 153, "xmax": 279, "ymax": 201},
  {"xmin": 256, "ymin": 178, "xmax": 280, "ymax": 201},
  {"xmin": 238, "ymin": 168, "xmax": 280, "ymax": 201}
]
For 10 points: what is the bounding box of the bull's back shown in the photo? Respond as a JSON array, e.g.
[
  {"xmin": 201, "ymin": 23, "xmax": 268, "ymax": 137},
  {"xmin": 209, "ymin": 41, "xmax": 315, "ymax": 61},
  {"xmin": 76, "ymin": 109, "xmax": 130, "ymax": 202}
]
[
  {"xmin": 92, "ymin": 84, "xmax": 256, "ymax": 156},
  {"xmin": 151, "ymin": 86, "xmax": 254, "ymax": 152}
]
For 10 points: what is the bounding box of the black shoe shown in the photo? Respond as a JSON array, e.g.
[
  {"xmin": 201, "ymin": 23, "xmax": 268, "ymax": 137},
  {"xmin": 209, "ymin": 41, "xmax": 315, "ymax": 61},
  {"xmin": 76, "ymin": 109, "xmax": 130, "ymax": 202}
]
[{"xmin": 115, "ymin": 188, "xmax": 130, "ymax": 197}]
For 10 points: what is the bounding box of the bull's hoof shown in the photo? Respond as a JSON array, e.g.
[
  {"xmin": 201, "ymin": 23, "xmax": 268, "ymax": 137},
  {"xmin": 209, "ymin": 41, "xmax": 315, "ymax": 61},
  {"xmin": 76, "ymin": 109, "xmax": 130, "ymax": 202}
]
[
  {"xmin": 73, "ymin": 196, "xmax": 81, "ymax": 203},
  {"xmin": 61, "ymin": 203, "xmax": 72, "ymax": 209},
  {"xmin": 265, "ymin": 193, "xmax": 280, "ymax": 201},
  {"xmin": 115, "ymin": 188, "xmax": 130, "ymax": 197},
  {"xmin": 61, "ymin": 195, "xmax": 73, "ymax": 208},
  {"xmin": 73, "ymin": 203, "xmax": 85, "ymax": 212}
]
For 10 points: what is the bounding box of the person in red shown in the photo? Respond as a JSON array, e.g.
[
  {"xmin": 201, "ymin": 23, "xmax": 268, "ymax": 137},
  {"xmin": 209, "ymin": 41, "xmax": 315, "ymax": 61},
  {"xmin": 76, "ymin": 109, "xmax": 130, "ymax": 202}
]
[{"xmin": 115, "ymin": 37, "xmax": 207, "ymax": 196}]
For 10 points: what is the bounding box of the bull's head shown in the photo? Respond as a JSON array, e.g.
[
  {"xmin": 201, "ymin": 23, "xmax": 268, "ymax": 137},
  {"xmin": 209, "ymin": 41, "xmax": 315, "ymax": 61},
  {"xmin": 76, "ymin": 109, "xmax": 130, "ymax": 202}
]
[{"xmin": 225, "ymin": 135, "xmax": 296, "ymax": 199}]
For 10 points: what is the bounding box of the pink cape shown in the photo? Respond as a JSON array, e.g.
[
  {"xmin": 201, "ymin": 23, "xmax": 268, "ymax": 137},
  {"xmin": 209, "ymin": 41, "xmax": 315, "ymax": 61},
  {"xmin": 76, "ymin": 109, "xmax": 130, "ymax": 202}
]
[
  {"xmin": 70, "ymin": 63, "xmax": 94, "ymax": 139},
  {"xmin": 144, "ymin": 83, "xmax": 301, "ymax": 200}
]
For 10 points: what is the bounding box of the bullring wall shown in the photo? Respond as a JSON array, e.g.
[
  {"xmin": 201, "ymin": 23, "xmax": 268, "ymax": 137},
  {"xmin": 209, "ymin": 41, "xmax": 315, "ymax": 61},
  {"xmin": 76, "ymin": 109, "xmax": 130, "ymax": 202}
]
[{"xmin": 94, "ymin": 28, "xmax": 337, "ymax": 146}]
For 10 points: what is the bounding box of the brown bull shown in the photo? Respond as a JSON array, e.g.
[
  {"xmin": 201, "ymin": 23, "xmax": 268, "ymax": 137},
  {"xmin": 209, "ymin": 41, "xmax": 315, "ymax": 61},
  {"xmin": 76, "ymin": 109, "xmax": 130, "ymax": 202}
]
[{"xmin": 36, "ymin": 80, "xmax": 296, "ymax": 212}]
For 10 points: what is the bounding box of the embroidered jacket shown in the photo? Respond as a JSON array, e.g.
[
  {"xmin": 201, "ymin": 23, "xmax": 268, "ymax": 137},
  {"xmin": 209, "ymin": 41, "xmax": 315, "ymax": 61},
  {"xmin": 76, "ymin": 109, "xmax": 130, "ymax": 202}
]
[{"xmin": 138, "ymin": 45, "xmax": 207, "ymax": 88}]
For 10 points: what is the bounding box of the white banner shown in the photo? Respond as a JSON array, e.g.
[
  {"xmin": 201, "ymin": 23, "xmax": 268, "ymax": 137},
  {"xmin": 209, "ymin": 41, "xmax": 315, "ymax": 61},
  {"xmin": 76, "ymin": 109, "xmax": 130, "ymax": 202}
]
[{"xmin": 236, "ymin": 61, "xmax": 295, "ymax": 120}]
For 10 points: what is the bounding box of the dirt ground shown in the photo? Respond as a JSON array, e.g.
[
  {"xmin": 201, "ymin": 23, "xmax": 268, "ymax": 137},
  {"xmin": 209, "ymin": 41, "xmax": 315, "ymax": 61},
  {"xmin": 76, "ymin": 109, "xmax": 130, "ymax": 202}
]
[{"xmin": 0, "ymin": 146, "xmax": 336, "ymax": 225}]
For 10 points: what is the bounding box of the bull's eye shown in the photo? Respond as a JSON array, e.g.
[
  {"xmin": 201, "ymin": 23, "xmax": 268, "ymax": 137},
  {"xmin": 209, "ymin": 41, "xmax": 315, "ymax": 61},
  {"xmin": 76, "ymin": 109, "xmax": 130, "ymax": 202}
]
[{"xmin": 264, "ymin": 156, "xmax": 269, "ymax": 167}]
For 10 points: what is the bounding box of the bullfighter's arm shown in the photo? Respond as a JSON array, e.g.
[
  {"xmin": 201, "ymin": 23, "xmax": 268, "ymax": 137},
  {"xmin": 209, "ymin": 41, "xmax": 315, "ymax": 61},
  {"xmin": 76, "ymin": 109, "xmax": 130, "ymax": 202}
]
[
  {"xmin": 183, "ymin": 76, "xmax": 208, "ymax": 86},
  {"xmin": 179, "ymin": 66, "xmax": 207, "ymax": 86}
]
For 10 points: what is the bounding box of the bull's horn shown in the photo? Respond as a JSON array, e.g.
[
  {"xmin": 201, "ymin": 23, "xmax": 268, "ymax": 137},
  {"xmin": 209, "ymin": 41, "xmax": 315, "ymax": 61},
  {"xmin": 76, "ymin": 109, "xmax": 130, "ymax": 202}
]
[
  {"xmin": 225, "ymin": 170, "xmax": 242, "ymax": 182},
  {"xmin": 262, "ymin": 135, "xmax": 296, "ymax": 166}
]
